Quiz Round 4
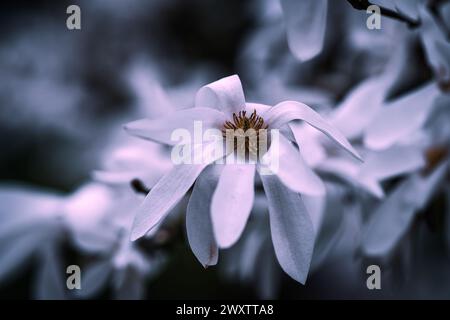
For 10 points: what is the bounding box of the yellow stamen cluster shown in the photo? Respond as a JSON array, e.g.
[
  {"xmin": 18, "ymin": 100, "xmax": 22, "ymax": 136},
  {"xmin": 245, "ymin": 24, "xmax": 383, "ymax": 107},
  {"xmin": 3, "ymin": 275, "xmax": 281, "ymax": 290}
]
[
  {"xmin": 222, "ymin": 110, "xmax": 269, "ymax": 160},
  {"xmin": 223, "ymin": 110, "xmax": 267, "ymax": 132}
]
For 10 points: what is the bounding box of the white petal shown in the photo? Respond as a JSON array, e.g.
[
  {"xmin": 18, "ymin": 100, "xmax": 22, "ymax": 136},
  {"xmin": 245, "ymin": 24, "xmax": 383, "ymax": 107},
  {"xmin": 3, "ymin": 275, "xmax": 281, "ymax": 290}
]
[
  {"xmin": 364, "ymin": 83, "xmax": 440, "ymax": 150},
  {"xmin": 211, "ymin": 163, "xmax": 256, "ymax": 248},
  {"xmin": 76, "ymin": 259, "xmax": 112, "ymax": 298},
  {"xmin": 124, "ymin": 107, "xmax": 225, "ymax": 145},
  {"xmin": 34, "ymin": 244, "xmax": 66, "ymax": 300},
  {"xmin": 329, "ymin": 77, "xmax": 387, "ymax": 140},
  {"xmin": 195, "ymin": 75, "xmax": 246, "ymax": 117},
  {"xmin": 318, "ymin": 157, "xmax": 384, "ymax": 198},
  {"xmin": 263, "ymin": 101, "xmax": 362, "ymax": 161},
  {"xmin": 130, "ymin": 164, "xmax": 207, "ymax": 241},
  {"xmin": 358, "ymin": 145, "xmax": 425, "ymax": 181},
  {"xmin": 310, "ymin": 183, "xmax": 346, "ymax": 271},
  {"xmin": 394, "ymin": 0, "xmax": 419, "ymax": 20},
  {"xmin": 361, "ymin": 178, "xmax": 419, "ymax": 256},
  {"xmin": 260, "ymin": 134, "xmax": 325, "ymax": 196},
  {"xmin": 362, "ymin": 161, "xmax": 448, "ymax": 256},
  {"xmin": 0, "ymin": 185, "xmax": 62, "ymax": 221},
  {"xmin": 0, "ymin": 229, "xmax": 43, "ymax": 281},
  {"xmin": 186, "ymin": 166, "xmax": 222, "ymax": 267},
  {"xmin": 288, "ymin": 123, "xmax": 326, "ymax": 167},
  {"xmin": 260, "ymin": 174, "xmax": 315, "ymax": 284},
  {"xmin": 280, "ymin": 0, "xmax": 328, "ymax": 61}
]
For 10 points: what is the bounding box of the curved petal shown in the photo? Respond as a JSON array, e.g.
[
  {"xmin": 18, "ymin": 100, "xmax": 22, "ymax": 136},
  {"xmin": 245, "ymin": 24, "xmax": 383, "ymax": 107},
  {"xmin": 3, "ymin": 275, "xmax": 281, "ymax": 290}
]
[
  {"xmin": 362, "ymin": 161, "xmax": 448, "ymax": 256},
  {"xmin": 263, "ymin": 101, "xmax": 362, "ymax": 161},
  {"xmin": 186, "ymin": 165, "xmax": 222, "ymax": 267},
  {"xmin": 0, "ymin": 229, "xmax": 44, "ymax": 281},
  {"xmin": 124, "ymin": 107, "xmax": 225, "ymax": 145},
  {"xmin": 280, "ymin": 0, "xmax": 328, "ymax": 62},
  {"xmin": 329, "ymin": 77, "xmax": 387, "ymax": 140},
  {"xmin": 195, "ymin": 75, "xmax": 246, "ymax": 117},
  {"xmin": 260, "ymin": 173, "xmax": 315, "ymax": 284},
  {"xmin": 76, "ymin": 259, "xmax": 113, "ymax": 299},
  {"xmin": 318, "ymin": 158, "xmax": 384, "ymax": 198},
  {"xmin": 358, "ymin": 145, "xmax": 425, "ymax": 181},
  {"xmin": 260, "ymin": 134, "xmax": 325, "ymax": 196},
  {"xmin": 364, "ymin": 83, "xmax": 439, "ymax": 150},
  {"xmin": 0, "ymin": 185, "xmax": 62, "ymax": 222},
  {"xmin": 361, "ymin": 178, "xmax": 418, "ymax": 257},
  {"xmin": 130, "ymin": 164, "xmax": 206, "ymax": 241},
  {"xmin": 211, "ymin": 162, "xmax": 255, "ymax": 248},
  {"xmin": 34, "ymin": 244, "xmax": 66, "ymax": 300},
  {"xmin": 310, "ymin": 183, "xmax": 346, "ymax": 271}
]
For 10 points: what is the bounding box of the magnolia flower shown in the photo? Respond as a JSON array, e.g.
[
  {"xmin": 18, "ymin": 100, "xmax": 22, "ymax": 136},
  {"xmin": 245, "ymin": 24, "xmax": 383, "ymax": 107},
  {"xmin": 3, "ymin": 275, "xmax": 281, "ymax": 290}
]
[
  {"xmin": 125, "ymin": 74, "xmax": 361, "ymax": 283},
  {"xmin": 361, "ymin": 94, "xmax": 450, "ymax": 257},
  {"xmin": 289, "ymin": 77, "xmax": 438, "ymax": 199},
  {"xmin": 0, "ymin": 181, "xmax": 158, "ymax": 300}
]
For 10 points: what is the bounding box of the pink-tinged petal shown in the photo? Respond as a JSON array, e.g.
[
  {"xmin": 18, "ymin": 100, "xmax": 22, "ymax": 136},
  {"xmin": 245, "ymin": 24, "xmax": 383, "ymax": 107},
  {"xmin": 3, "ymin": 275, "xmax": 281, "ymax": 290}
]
[
  {"xmin": 359, "ymin": 145, "xmax": 425, "ymax": 181},
  {"xmin": 195, "ymin": 75, "xmax": 246, "ymax": 117},
  {"xmin": 260, "ymin": 174, "xmax": 314, "ymax": 284},
  {"xmin": 362, "ymin": 161, "xmax": 448, "ymax": 256},
  {"xmin": 364, "ymin": 83, "xmax": 440, "ymax": 150},
  {"xmin": 280, "ymin": 0, "xmax": 328, "ymax": 62},
  {"xmin": 260, "ymin": 134, "xmax": 325, "ymax": 196},
  {"xmin": 211, "ymin": 162, "xmax": 256, "ymax": 248},
  {"xmin": 130, "ymin": 164, "xmax": 206, "ymax": 241},
  {"xmin": 124, "ymin": 107, "xmax": 225, "ymax": 145},
  {"xmin": 186, "ymin": 166, "xmax": 222, "ymax": 267},
  {"xmin": 263, "ymin": 101, "xmax": 362, "ymax": 161}
]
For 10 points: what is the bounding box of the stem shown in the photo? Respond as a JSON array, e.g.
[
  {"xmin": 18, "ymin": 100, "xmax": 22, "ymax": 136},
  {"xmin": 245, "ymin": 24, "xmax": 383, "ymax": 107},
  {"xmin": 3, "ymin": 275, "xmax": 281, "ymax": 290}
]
[{"xmin": 346, "ymin": 0, "xmax": 421, "ymax": 28}]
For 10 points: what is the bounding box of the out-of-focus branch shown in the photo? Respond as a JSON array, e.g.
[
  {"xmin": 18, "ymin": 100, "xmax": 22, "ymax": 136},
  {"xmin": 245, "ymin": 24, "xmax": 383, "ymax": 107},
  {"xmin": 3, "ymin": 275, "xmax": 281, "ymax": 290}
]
[
  {"xmin": 346, "ymin": 0, "xmax": 421, "ymax": 28},
  {"xmin": 131, "ymin": 178, "xmax": 150, "ymax": 195}
]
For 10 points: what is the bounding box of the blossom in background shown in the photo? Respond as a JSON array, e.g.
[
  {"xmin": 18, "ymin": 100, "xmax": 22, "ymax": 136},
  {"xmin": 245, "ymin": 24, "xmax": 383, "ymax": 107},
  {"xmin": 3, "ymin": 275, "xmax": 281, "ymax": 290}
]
[
  {"xmin": 125, "ymin": 74, "xmax": 361, "ymax": 283},
  {"xmin": 361, "ymin": 94, "xmax": 450, "ymax": 257},
  {"xmin": 0, "ymin": 181, "xmax": 166, "ymax": 300}
]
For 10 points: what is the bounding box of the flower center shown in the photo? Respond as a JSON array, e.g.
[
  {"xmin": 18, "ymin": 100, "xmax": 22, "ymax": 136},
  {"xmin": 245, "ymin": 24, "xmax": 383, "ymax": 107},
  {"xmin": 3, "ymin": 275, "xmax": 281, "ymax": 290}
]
[
  {"xmin": 222, "ymin": 110, "xmax": 269, "ymax": 161},
  {"xmin": 222, "ymin": 110, "xmax": 268, "ymax": 132}
]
